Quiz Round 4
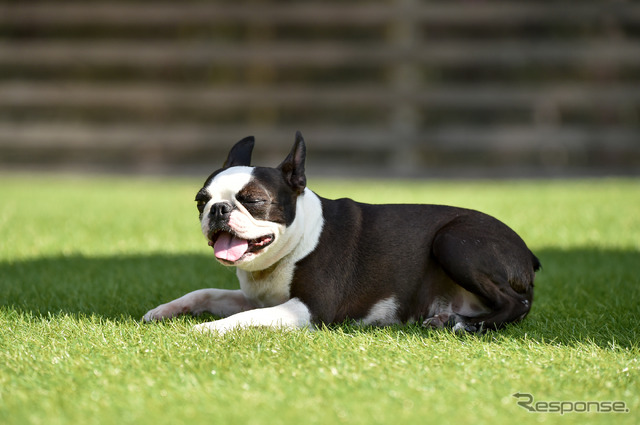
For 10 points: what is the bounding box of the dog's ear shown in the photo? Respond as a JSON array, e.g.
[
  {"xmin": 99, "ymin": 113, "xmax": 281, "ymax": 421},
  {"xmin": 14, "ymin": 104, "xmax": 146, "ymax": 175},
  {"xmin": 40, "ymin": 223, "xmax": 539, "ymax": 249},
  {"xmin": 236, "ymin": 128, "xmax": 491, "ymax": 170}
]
[
  {"xmin": 223, "ymin": 136, "xmax": 255, "ymax": 168},
  {"xmin": 278, "ymin": 131, "xmax": 307, "ymax": 195}
]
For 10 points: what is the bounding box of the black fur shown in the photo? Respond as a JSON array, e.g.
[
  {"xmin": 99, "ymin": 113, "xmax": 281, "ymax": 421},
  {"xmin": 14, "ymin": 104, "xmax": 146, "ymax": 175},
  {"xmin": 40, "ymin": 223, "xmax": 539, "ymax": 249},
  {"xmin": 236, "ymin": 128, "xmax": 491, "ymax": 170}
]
[{"xmin": 291, "ymin": 198, "xmax": 539, "ymax": 329}]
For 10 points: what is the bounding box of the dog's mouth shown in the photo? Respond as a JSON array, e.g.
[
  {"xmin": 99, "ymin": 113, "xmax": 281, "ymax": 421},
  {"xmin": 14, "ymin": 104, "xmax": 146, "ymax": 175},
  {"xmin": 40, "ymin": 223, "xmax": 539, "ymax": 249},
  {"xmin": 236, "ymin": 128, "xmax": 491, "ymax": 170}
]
[{"xmin": 208, "ymin": 231, "xmax": 274, "ymax": 263}]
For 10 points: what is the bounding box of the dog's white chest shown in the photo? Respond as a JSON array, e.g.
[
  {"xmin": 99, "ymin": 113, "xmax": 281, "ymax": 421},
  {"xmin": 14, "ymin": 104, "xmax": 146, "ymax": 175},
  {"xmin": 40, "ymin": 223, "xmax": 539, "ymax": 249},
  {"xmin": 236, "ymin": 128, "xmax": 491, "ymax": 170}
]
[
  {"xmin": 235, "ymin": 189, "xmax": 324, "ymax": 308},
  {"xmin": 236, "ymin": 265, "xmax": 294, "ymax": 308}
]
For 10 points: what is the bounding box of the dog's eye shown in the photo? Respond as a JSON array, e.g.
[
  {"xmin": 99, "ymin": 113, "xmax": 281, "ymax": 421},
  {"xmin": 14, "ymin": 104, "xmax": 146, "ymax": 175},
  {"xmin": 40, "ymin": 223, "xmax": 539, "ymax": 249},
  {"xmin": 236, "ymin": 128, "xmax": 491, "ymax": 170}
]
[
  {"xmin": 196, "ymin": 199, "xmax": 207, "ymax": 213},
  {"xmin": 237, "ymin": 194, "xmax": 266, "ymax": 205}
]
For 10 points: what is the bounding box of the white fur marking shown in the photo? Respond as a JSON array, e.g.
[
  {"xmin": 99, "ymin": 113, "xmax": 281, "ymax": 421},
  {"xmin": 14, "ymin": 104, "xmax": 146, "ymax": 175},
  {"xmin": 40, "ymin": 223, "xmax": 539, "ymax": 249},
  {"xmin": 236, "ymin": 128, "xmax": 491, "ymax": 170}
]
[
  {"xmin": 362, "ymin": 296, "xmax": 400, "ymax": 326},
  {"xmin": 452, "ymin": 322, "xmax": 466, "ymax": 332},
  {"xmin": 205, "ymin": 166, "xmax": 254, "ymax": 202},
  {"xmin": 193, "ymin": 298, "xmax": 312, "ymax": 335}
]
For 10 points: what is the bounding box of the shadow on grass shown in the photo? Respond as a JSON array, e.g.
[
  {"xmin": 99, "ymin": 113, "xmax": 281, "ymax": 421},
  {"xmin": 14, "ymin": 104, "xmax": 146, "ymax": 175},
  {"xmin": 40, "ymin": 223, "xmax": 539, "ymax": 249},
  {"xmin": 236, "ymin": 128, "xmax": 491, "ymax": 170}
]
[
  {"xmin": 1, "ymin": 248, "xmax": 638, "ymax": 349},
  {"xmin": 0, "ymin": 253, "xmax": 237, "ymax": 320}
]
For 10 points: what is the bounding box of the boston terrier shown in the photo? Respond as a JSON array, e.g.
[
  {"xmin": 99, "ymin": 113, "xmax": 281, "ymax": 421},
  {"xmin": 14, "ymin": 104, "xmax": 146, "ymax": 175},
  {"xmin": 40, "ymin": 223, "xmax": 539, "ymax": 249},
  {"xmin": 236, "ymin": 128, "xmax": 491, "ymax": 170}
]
[{"xmin": 143, "ymin": 132, "xmax": 540, "ymax": 334}]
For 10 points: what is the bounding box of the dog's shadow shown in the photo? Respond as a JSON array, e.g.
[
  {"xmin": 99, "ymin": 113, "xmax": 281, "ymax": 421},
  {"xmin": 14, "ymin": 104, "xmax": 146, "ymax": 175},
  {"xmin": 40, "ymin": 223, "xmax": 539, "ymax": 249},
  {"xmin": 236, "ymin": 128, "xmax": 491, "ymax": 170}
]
[
  {"xmin": 2, "ymin": 248, "xmax": 638, "ymax": 349},
  {"xmin": 1, "ymin": 253, "xmax": 236, "ymax": 321}
]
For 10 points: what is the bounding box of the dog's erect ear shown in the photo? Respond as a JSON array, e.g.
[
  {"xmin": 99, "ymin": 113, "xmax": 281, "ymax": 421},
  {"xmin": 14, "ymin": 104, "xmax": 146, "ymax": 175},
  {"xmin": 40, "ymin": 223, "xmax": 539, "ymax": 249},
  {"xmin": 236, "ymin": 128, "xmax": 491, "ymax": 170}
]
[
  {"xmin": 278, "ymin": 131, "xmax": 307, "ymax": 195},
  {"xmin": 223, "ymin": 136, "xmax": 255, "ymax": 168}
]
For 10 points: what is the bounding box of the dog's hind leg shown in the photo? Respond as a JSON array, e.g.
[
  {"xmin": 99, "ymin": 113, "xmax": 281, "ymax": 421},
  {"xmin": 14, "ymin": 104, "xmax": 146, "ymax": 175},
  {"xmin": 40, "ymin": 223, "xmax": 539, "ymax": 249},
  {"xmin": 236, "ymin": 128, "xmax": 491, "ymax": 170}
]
[{"xmin": 426, "ymin": 216, "xmax": 539, "ymax": 332}]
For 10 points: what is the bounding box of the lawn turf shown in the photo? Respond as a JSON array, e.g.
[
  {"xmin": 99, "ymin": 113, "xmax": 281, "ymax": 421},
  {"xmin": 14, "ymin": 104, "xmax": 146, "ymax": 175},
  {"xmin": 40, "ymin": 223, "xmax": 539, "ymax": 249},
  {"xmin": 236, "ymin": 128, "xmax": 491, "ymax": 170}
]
[{"xmin": 1, "ymin": 176, "xmax": 638, "ymax": 425}]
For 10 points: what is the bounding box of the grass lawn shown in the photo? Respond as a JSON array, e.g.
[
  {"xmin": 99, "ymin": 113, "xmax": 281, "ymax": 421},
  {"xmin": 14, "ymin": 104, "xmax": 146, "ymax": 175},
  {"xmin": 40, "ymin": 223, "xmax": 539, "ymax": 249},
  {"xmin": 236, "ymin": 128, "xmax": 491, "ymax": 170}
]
[{"xmin": 1, "ymin": 175, "xmax": 638, "ymax": 425}]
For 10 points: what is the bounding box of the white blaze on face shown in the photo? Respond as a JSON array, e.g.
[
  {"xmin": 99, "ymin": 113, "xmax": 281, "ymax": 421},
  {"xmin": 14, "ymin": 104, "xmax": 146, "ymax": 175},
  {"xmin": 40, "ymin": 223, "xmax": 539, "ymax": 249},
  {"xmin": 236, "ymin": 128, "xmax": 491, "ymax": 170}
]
[
  {"xmin": 200, "ymin": 166, "xmax": 254, "ymax": 236},
  {"xmin": 201, "ymin": 166, "xmax": 274, "ymax": 240}
]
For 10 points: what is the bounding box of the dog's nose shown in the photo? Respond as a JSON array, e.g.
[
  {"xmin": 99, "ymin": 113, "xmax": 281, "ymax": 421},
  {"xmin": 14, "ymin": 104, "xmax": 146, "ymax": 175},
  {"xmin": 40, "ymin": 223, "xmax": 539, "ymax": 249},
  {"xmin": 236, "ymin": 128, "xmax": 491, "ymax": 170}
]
[{"xmin": 209, "ymin": 201, "xmax": 233, "ymax": 220}]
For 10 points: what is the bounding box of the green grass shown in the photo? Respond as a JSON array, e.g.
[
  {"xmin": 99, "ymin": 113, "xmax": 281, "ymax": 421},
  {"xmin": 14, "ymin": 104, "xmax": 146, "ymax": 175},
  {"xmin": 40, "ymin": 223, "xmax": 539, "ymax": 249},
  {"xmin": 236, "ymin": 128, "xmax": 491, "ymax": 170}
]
[{"xmin": 1, "ymin": 175, "xmax": 638, "ymax": 425}]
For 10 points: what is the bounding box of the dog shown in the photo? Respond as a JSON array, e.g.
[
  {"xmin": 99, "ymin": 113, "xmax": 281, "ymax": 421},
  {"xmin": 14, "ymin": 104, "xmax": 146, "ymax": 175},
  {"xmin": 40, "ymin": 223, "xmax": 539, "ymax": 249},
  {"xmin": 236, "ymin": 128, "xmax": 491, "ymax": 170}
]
[{"xmin": 143, "ymin": 132, "xmax": 540, "ymax": 334}]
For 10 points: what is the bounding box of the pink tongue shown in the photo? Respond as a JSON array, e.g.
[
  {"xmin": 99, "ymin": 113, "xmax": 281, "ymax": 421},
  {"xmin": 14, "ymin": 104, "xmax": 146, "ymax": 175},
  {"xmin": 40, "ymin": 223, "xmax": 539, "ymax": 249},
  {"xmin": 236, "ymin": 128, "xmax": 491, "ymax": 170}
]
[{"xmin": 214, "ymin": 232, "xmax": 249, "ymax": 262}]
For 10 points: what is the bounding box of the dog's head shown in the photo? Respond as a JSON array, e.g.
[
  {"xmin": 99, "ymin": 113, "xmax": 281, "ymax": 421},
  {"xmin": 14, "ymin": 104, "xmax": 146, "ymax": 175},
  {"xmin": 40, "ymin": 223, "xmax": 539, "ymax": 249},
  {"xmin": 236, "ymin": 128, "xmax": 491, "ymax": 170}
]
[{"xmin": 195, "ymin": 132, "xmax": 307, "ymax": 270}]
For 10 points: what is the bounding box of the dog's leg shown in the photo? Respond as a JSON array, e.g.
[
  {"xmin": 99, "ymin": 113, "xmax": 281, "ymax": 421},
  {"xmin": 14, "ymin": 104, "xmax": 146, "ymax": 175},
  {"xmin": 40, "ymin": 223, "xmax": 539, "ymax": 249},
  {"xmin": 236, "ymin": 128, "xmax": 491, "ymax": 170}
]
[
  {"xmin": 143, "ymin": 288, "xmax": 254, "ymax": 322},
  {"xmin": 193, "ymin": 297, "xmax": 312, "ymax": 335},
  {"xmin": 427, "ymin": 221, "xmax": 537, "ymax": 332}
]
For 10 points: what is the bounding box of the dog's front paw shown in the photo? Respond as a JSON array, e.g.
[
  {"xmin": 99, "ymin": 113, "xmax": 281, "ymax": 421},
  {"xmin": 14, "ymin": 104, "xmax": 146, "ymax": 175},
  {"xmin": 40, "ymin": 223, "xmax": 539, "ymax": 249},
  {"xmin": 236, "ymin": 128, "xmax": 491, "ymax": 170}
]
[{"xmin": 142, "ymin": 302, "xmax": 187, "ymax": 322}]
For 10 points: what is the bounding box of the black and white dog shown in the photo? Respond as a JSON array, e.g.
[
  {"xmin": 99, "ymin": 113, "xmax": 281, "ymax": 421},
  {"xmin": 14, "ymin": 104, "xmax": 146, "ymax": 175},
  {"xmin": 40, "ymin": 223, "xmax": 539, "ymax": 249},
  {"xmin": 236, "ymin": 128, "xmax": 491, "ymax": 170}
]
[{"xmin": 143, "ymin": 132, "xmax": 540, "ymax": 334}]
